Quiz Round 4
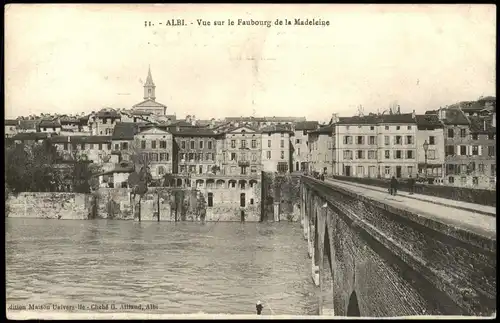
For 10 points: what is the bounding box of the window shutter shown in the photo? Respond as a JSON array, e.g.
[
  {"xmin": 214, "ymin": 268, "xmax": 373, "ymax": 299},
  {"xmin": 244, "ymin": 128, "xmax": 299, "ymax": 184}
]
[
  {"xmin": 456, "ymin": 146, "xmax": 461, "ymax": 156},
  {"xmin": 478, "ymin": 145, "xmax": 483, "ymax": 156}
]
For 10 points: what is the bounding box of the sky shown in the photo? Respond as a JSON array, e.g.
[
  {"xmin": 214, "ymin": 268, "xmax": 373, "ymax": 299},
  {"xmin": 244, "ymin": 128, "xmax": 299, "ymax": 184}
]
[{"xmin": 4, "ymin": 4, "xmax": 496, "ymax": 122}]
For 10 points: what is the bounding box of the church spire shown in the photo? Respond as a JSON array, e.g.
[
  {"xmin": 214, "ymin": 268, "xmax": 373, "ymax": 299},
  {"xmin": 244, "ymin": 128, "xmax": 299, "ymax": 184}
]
[{"xmin": 143, "ymin": 65, "xmax": 156, "ymax": 101}]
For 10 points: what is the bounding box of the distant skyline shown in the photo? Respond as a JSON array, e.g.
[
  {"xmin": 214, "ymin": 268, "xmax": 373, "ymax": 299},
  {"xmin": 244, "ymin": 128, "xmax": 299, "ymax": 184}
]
[{"xmin": 4, "ymin": 4, "xmax": 496, "ymax": 122}]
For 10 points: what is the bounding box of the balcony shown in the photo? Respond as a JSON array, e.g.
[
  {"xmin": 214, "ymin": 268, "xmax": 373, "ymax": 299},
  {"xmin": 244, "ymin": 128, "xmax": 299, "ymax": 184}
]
[{"xmin": 238, "ymin": 160, "xmax": 250, "ymax": 166}]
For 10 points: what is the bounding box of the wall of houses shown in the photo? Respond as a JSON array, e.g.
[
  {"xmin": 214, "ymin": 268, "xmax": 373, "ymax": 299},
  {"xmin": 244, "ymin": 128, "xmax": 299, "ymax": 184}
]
[{"xmin": 261, "ymin": 132, "xmax": 292, "ymax": 173}]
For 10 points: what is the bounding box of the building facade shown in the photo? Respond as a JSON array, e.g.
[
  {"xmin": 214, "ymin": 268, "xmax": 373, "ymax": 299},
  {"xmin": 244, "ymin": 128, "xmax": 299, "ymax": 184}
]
[
  {"xmin": 261, "ymin": 125, "xmax": 293, "ymax": 173},
  {"xmin": 292, "ymin": 121, "xmax": 319, "ymax": 172},
  {"xmin": 308, "ymin": 125, "xmax": 335, "ymax": 175},
  {"xmin": 90, "ymin": 109, "xmax": 122, "ymax": 136},
  {"xmin": 415, "ymin": 114, "xmax": 445, "ymax": 179},
  {"xmin": 222, "ymin": 125, "xmax": 262, "ymax": 177},
  {"xmin": 133, "ymin": 127, "xmax": 174, "ymax": 179}
]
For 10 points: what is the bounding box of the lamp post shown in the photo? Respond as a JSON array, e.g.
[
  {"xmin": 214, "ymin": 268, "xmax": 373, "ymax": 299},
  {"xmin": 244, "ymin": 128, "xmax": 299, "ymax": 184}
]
[{"xmin": 423, "ymin": 140, "xmax": 429, "ymax": 178}]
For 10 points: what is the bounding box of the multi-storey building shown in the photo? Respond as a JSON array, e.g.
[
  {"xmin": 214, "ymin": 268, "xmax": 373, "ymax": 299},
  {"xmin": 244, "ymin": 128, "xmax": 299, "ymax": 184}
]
[
  {"xmin": 439, "ymin": 107, "xmax": 474, "ymax": 187},
  {"xmin": 415, "ymin": 114, "xmax": 445, "ymax": 179},
  {"xmin": 466, "ymin": 116, "xmax": 496, "ymax": 189},
  {"xmin": 172, "ymin": 128, "xmax": 220, "ymax": 176},
  {"xmin": 38, "ymin": 119, "xmax": 62, "ymax": 134},
  {"xmin": 90, "ymin": 109, "xmax": 122, "ymax": 136},
  {"xmin": 335, "ymin": 115, "xmax": 379, "ymax": 178},
  {"xmin": 133, "ymin": 126, "xmax": 174, "ymax": 179},
  {"xmin": 261, "ymin": 124, "xmax": 293, "ymax": 173},
  {"xmin": 292, "ymin": 121, "xmax": 319, "ymax": 172},
  {"xmin": 308, "ymin": 124, "xmax": 335, "ymax": 175},
  {"xmin": 222, "ymin": 125, "xmax": 262, "ymax": 177},
  {"xmin": 224, "ymin": 116, "xmax": 306, "ymax": 129}
]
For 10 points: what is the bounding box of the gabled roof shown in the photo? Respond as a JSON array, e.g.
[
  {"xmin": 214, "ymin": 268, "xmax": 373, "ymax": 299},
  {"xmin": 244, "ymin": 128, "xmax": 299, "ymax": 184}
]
[
  {"xmin": 379, "ymin": 113, "xmax": 416, "ymax": 124},
  {"xmin": 39, "ymin": 119, "xmax": 61, "ymax": 128},
  {"xmin": 112, "ymin": 122, "xmax": 142, "ymax": 140},
  {"xmin": 5, "ymin": 119, "xmax": 18, "ymax": 126},
  {"xmin": 337, "ymin": 115, "xmax": 379, "ymax": 125},
  {"xmin": 415, "ymin": 114, "xmax": 443, "ymax": 128},
  {"xmin": 133, "ymin": 99, "xmax": 166, "ymax": 108},
  {"xmin": 226, "ymin": 125, "xmax": 260, "ymax": 133},
  {"xmin": 295, "ymin": 121, "xmax": 319, "ymax": 131},
  {"xmin": 170, "ymin": 127, "xmax": 220, "ymax": 137},
  {"xmin": 136, "ymin": 126, "xmax": 172, "ymax": 135},
  {"xmin": 261, "ymin": 124, "xmax": 294, "ymax": 134},
  {"xmin": 12, "ymin": 132, "xmax": 48, "ymax": 141},
  {"xmin": 50, "ymin": 135, "xmax": 112, "ymax": 144},
  {"xmin": 442, "ymin": 108, "xmax": 470, "ymax": 126},
  {"xmin": 309, "ymin": 124, "xmax": 334, "ymax": 135}
]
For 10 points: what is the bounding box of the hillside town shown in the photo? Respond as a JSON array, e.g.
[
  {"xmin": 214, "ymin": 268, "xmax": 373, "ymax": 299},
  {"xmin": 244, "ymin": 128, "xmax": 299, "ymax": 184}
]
[{"xmin": 4, "ymin": 68, "xmax": 497, "ymax": 191}]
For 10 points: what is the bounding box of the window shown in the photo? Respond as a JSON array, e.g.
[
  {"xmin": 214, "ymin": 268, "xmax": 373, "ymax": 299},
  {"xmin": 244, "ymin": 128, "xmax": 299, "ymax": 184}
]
[
  {"xmin": 230, "ymin": 140, "xmax": 236, "ymax": 148},
  {"xmin": 478, "ymin": 163, "xmax": 485, "ymax": 174},
  {"xmin": 280, "ymin": 151, "xmax": 285, "ymax": 159},
  {"xmin": 298, "ymin": 148, "xmax": 301, "ymax": 155},
  {"xmin": 385, "ymin": 126, "xmax": 389, "ymax": 130},
  {"xmin": 384, "ymin": 136, "xmax": 390, "ymax": 145},
  {"xmin": 188, "ymin": 153, "xmax": 194, "ymax": 161},
  {"xmin": 406, "ymin": 136, "xmax": 413, "ymax": 145},
  {"xmin": 241, "ymin": 153, "xmax": 246, "ymax": 161},
  {"xmin": 267, "ymin": 140, "xmax": 271, "ymax": 148},
  {"xmin": 472, "ymin": 146, "xmax": 479, "ymax": 156},
  {"xmin": 491, "ymin": 164, "xmax": 496, "ymax": 176},
  {"xmin": 151, "ymin": 140, "xmax": 156, "ymax": 149},
  {"xmin": 159, "ymin": 153, "xmax": 166, "ymax": 161},
  {"xmin": 251, "ymin": 166, "xmax": 257, "ymax": 173},
  {"xmin": 208, "ymin": 141, "xmax": 212, "ymax": 149},
  {"xmin": 448, "ymin": 176, "xmax": 455, "ymax": 184},
  {"xmin": 356, "ymin": 136, "xmax": 364, "ymax": 145},
  {"xmin": 385, "ymin": 150, "xmax": 390, "ymax": 159},
  {"xmin": 369, "ymin": 136, "xmax": 376, "ymax": 145},
  {"xmin": 251, "ymin": 140, "xmax": 257, "ymax": 148},
  {"xmin": 251, "ymin": 153, "xmax": 257, "ymax": 161},
  {"xmin": 98, "ymin": 143, "xmax": 103, "ymax": 150},
  {"xmin": 150, "ymin": 153, "xmax": 159, "ymax": 162},
  {"xmin": 199, "ymin": 141, "xmax": 203, "ymax": 149},
  {"xmin": 207, "ymin": 193, "xmax": 213, "ymax": 207},
  {"xmin": 64, "ymin": 143, "xmax": 68, "ymax": 150},
  {"xmin": 460, "ymin": 177, "xmax": 466, "ymax": 185},
  {"xmin": 396, "ymin": 126, "xmax": 400, "ymax": 130},
  {"xmin": 407, "ymin": 125, "xmax": 412, "ymax": 130},
  {"xmin": 446, "ymin": 145, "xmax": 455, "ymax": 156},
  {"xmin": 356, "ymin": 166, "xmax": 364, "ymax": 177},
  {"xmin": 488, "ymin": 133, "xmax": 495, "ymax": 140},
  {"xmin": 471, "ymin": 134, "xmax": 478, "ymax": 140},
  {"xmin": 231, "ymin": 153, "xmax": 236, "ymax": 161},
  {"xmin": 370, "ymin": 126, "xmax": 375, "ymax": 130},
  {"xmin": 241, "ymin": 166, "xmax": 247, "ymax": 175},
  {"xmin": 368, "ymin": 150, "xmax": 376, "ymax": 159},
  {"xmin": 80, "ymin": 143, "xmax": 86, "ymax": 149},
  {"xmin": 472, "ymin": 177, "xmax": 479, "ymax": 186},
  {"xmin": 460, "ymin": 164, "xmax": 467, "ymax": 174},
  {"xmin": 343, "ymin": 150, "xmax": 353, "ymax": 160},
  {"xmin": 267, "ymin": 151, "xmax": 271, "ymax": 159},
  {"xmin": 241, "ymin": 140, "xmax": 247, "ymax": 149},
  {"xmin": 121, "ymin": 142, "xmax": 128, "ymax": 150},
  {"xmin": 343, "ymin": 136, "xmax": 352, "ymax": 145},
  {"xmin": 191, "ymin": 141, "xmax": 195, "ymax": 149},
  {"xmin": 141, "ymin": 140, "xmax": 146, "ymax": 149},
  {"xmin": 448, "ymin": 129, "xmax": 454, "ymax": 138},
  {"xmin": 429, "ymin": 136, "xmax": 435, "ymax": 145},
  {"xmin": 277, "ymin": 162, "xmax": 288, "ymax": 173},
  {"xmin": 460, "ymin": 129, "xmax": 466, "ymax": 138},
  {"xmin": 115, "ymin": 143, "xmax": 119, "ymax": 150},
  {"xmin": 356, "ymin": 150, "xmax": 364, "ymax": 159},
  {"xmin": 199, "ymin": 165, "xmax": 203, "ymax": 174},
  {"xmin": 107, "ymin": 143, "xmax": 112, "ymax": 150},
  {"xmin": 406, "ymin": 150, "xmax": 414, "ymax": 159},
  {"xmin": 395, "ymin": 150, "xmax": 402, "ymax": 159},
  {"xmin": 427, "ymin": 150, "xmax": 436, "ymax": 159},
  {"xmin": 488, "ymin": 146, "xmax": 495, "ymax": 157},
  {"xmin": 250, "ymin": 198, "xmax": 254, "ymax": 205},
  {"xmin": 296, "ymin": 139, "xmax": 302, "ymax": 144},
  {"xmin": 181, "ymin": 141, "xmax": 186, "ymax": 149},
  {"xmin": 395, "ymin": 136, "xmax": 402, "ymax": 145},
  {"xmin": 385, "ymin": 166, "xmax": 391, "ymax": 175},
  {"xmin": 206, "ymin": 153, "xmax": 211, "ymax": 160},
  {"xmin": 407, "ymin": 166, "xmax": 413, "ymax": 175},
  {"xmin": 280, "ymin": 140, "xmax": 284, "ymax": 148},
  {"xmin": 460, "ymin": 145, "xmax": 467, "ymax": 155},
  {"xmin": 158, "ymin": 166, "xmax": 165, "ymax": 175}
]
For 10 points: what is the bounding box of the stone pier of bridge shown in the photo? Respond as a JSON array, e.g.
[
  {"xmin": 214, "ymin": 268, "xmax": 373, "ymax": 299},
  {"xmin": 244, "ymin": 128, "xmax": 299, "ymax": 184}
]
[{"xmin": 299, "ymin": 176, "xmax": 496, "ymax": 318}]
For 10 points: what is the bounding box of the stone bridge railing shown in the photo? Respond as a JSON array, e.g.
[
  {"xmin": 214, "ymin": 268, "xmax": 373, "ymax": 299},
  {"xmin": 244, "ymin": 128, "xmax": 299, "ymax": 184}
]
[{"xmin": 300, "ymin": 176, "xmax": 496, "ymax": 317}]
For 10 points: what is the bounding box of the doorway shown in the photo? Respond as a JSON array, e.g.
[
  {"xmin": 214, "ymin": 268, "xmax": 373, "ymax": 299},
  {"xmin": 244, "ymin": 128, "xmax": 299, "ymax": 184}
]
[
  {"xmin": 396, "ymin": 166, "xmax": 402, "ymax": 178},
  {"xmin": 240, "ymin": 193, "xmax": 246, "ymax": 207},
  {"xmin": 345, "ymin": 166, "xmax": 351, "ymax": 177}
]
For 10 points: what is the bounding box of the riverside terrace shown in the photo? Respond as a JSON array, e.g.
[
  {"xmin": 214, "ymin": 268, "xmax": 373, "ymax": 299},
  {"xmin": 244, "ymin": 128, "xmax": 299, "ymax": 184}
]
[{"xmin": 299, "ymin": 176, "xmax": 495, "ymax": 317}]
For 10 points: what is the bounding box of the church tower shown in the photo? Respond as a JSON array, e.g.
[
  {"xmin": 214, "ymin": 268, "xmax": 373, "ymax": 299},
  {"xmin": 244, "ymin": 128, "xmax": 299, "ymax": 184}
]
[{"xmin": 143, "ymin": 66, "xmax": 156, "ymax": 101}]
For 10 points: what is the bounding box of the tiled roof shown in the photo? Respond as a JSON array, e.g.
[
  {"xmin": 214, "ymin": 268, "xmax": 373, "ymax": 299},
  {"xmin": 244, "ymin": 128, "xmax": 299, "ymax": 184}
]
[
  {"xmin": 425, "ymin": 110, "xmax": 438, "ymax": 115},
  {"xmin": 12, "ymin": 132, "xmax": 49, "ymax": 141},
  {"xmin": 309, "ymin": 124, "xmax": 334, "ymax": 134},
  {"xmin": 442, "ymin": 108, "xmax": 470, "ymax": 126},
  {"xmin": 337, "ymin": 115, "xmax": 380, "ymax": 125},
  {"xmin": 96, "ymin": 109, "xmax": 121, "ymax": 118},
  {"xmin": 130, "ymin": 110, "xmax": 153, "ymax": 116},
  {"xmin": 469, "ymin": 116, "xmax": 496, "ymax": 134},
  {"xmin": 5, "ymin": 119, "xmax": 18, "ymax": 126},
  {"xmin": 225, "ymin": 116, "xmax": 306, "ymax": 122},
  {"xmin": 39, "ymin": 119, "xmax": 61, "ymax": 128},
  {"xmin": 112, "ymin": 122, "xmax": 141, "ymax": 140},
  {"xmin": 295, "ymin": 121, "xmax": 319, "ymax": 131},
  {"xmin": 261, "ymin": 124, "xmax": 294, "ymax": 133},
  {"xmin": 50, "ymin": 135, "xmax": 112, "ymax": 144},
  {"xmin": 18, "ymin": 120, "xmax": 38, "ymax": 130},
  {"xmin": 170, "ymin": 127, "xmax": 220, "ymax": 137},
  {"xmin": 133, "ymin": 99, "xmax": 166, "ymax": 108},
  {"xmin": 379, "ymin": 113, "xmax": 415, "ymax": 124},
  {"xmin": 169, "ymin": 120, "xmax": 194, "ymax": 127},
  {"xmin": 477, "ymin": 96, "xmax": 495, "ymax": 102},
  {"xmin": 415, "ymin": 114, "xmax": 443, "ymax": 128}
]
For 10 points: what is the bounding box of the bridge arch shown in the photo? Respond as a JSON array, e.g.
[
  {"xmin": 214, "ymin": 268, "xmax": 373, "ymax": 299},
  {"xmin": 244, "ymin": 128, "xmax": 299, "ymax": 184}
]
[
  {"xmin": 320, "ymin": 222, "xmax": 335, "ymax": 315},
  {"xmin": 347, "ymin": 291, "xmax": 361, "ymax": 317}
]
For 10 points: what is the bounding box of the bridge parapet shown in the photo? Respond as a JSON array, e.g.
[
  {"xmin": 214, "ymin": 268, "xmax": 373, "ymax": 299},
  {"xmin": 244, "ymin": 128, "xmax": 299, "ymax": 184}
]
[{"xmin": 300, "ymin": 176, "xmax": 496, "ymax": 317}]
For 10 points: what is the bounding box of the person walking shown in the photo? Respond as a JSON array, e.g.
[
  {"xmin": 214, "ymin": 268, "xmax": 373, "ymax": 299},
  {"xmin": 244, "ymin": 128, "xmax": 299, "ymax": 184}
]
[
  {"xmin": 256, "ymin": 301, "xmax": 264, "ymax": 315},
  {"xmin": 408, "ymin": 175, "xmax": 415, "ymax": 195},
  {"xmin": 390, "ymin": 176, "xmax": 398, "ymax": 196}
]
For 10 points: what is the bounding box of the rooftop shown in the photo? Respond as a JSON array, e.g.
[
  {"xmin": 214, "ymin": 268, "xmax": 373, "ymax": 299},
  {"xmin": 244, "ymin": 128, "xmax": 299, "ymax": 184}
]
[
  {"xmin": 12, "ymin": 132, "xmax": 49, "ymax": 141},
  {"xmin": 50, "ymin": 135, "xmax": 112, "ymax": 144},
  {"xmin": 112, "ymin": 122, "xmax": 143, "ymax": 140},
  {"xmin": 415, "ymin": 114, "xmax": 443, "ymax": 128},
  {"xmin": 295, "ymin": 121, "xmax": 319, "ymax": 131}
]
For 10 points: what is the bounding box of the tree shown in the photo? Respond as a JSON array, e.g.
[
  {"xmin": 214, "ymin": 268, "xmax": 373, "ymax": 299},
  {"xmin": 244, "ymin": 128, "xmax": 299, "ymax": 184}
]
[{"xmin": 126, "ymin": 139, "xmax": 153, "ymax": 221}]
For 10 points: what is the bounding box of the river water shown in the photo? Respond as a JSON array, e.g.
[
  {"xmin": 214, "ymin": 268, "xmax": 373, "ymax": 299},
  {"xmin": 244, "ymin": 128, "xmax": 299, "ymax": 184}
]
[{"xmin": 6, "ymin": 219, "xmax": 317, "ymax": 315}]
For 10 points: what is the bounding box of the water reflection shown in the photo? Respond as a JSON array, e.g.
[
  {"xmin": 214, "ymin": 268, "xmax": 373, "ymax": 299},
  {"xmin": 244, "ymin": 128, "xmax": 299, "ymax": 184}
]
[{"xmin": 6, "ymin": 219, "xmax": 317, "ymax": 315}]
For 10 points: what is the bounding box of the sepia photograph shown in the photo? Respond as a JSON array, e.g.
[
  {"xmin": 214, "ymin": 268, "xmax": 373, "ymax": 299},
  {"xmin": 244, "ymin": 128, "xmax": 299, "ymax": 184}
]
[{"xmin": 4, "ymin": 3, "xmax": 496, "ymax": 319}]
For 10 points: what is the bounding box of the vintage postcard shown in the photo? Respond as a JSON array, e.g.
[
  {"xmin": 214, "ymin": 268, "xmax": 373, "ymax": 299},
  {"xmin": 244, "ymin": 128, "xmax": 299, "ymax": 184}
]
[{"xmin": 4, "ymin": 3, "xmax": 496, "ymax": 320}]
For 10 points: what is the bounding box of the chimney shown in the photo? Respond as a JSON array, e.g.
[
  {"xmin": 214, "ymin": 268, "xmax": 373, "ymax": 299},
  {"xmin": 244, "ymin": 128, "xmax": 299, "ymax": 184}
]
[
  {"xmin": 397, "ymin": 105, "xmax": 401, "ymax": 114},
  {"xmin": 412, "ymin": 109, "xmax": 416, "ymax": 120}
]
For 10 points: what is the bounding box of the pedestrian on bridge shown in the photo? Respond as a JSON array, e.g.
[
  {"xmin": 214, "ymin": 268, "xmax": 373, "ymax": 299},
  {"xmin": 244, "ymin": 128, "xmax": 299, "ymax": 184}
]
[
  {"xmin": 390, "ymin": 176, "xmax": 399, "ymax": 196},
  {"xmin": 256, "ymin": 301, "xmax": 264, "ymax": 315},
  {"xmin": 408, "ymin": 175, "xmax": 415, "ymax": 195}
]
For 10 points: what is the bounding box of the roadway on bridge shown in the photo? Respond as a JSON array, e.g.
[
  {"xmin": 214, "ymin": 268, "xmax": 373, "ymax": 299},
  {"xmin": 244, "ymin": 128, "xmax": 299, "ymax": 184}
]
[{"xmin": 323, "ymin": 178, "xmax": 496, "ymax": 240}]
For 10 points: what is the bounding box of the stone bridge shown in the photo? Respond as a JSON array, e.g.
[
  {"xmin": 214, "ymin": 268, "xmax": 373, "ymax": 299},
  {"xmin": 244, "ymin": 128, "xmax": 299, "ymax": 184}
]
[{"xmin": 300, "ymin": 176, "xmax": 496, "ymax": 317}]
